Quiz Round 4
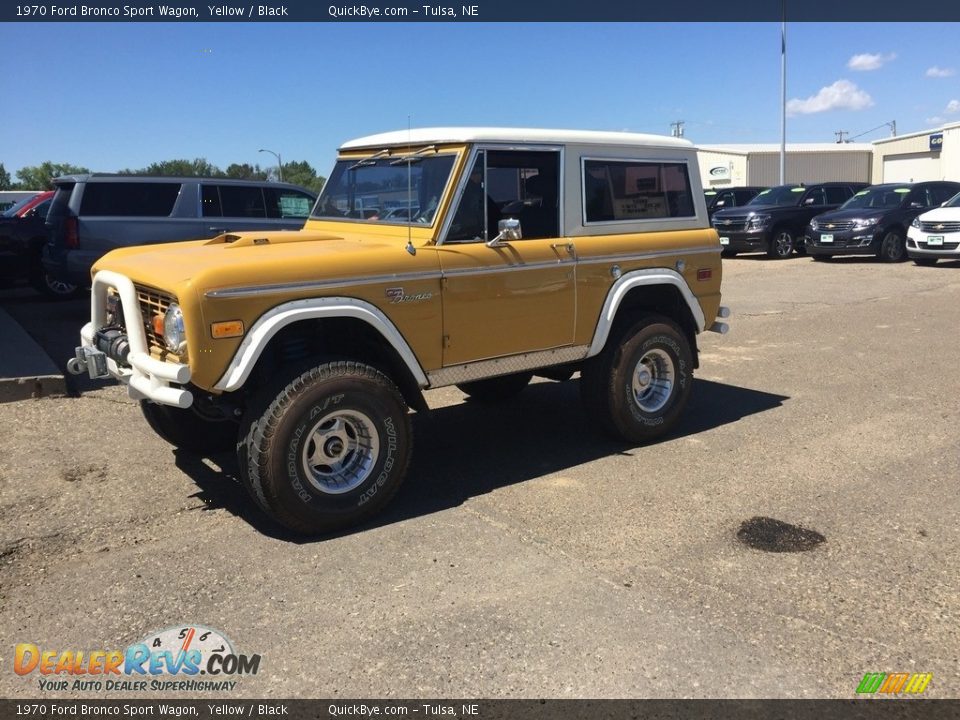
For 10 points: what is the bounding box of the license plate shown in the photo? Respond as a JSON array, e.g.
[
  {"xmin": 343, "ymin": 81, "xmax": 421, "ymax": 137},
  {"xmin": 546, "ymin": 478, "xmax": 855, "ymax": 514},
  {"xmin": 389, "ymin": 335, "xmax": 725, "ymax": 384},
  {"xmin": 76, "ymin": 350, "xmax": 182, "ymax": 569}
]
[
  {"xmin": 820, "ymin": 233, "xmax": 834, "ymax": 243},
  {"xmin": 719, "ymin": 237, "xmax": 729, "ymax": 246},
  {"xmin": 926, "ymin": 235, "xmax": 944, "ymax": 247}
]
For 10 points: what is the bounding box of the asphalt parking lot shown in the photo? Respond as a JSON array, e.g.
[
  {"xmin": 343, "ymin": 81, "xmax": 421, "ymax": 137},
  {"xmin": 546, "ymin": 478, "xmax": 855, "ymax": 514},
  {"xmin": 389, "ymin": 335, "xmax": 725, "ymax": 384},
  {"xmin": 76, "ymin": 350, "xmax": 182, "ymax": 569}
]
[{"xmin": 1, "ymin": 255, "xmax": 958, "ymax": 699}]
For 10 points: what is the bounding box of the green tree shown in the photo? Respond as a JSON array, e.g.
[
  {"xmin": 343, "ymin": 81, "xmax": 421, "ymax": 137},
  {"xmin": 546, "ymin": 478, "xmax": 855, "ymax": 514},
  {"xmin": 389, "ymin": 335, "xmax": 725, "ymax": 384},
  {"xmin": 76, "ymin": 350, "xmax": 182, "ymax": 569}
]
[
  {"xmin": 0, "ymin": 163, "xmax": 12, "ymax": 190},
  {"xmin": 279, "ymin": 160, "xmax": 326, "ymax": 193},
  {"xmin": 15, "ymin": 162, "xmax": 90, "ymax": 190},
  {"xmin": 223, "ymin": 163, "xmax": 268, "ymax": 180},
  {"xmin": 119, "ymin": 158, "xmax": 222, "ymax": 177}
]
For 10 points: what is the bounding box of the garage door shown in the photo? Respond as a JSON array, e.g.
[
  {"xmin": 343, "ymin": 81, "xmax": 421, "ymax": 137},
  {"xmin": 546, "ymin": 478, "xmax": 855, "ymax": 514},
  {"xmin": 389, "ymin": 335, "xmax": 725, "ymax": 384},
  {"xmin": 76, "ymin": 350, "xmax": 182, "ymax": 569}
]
[{"xmin": 882, "ymin": 152, "xmax": 940, "ymax": 183}]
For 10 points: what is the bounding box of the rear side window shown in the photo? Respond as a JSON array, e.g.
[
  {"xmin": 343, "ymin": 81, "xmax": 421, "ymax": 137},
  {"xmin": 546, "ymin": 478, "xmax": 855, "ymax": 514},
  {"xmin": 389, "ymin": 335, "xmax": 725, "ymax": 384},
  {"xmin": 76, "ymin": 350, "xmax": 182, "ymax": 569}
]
[
  {"xmin": 80, "ymin": 182, "xmax": 181, "ymax": 217},
  {"xmin": 219, "ymin": 186, "xmax": 267, "ymax": 218},
  {"xmin": 583, "ymin": 159, "xmax": 694, "ymax": 223},
  {"xmin": 265, "ymin": 188, "xmax": 314, "ymax": 219},
  {"xmin": 825, "ymin": 186, "xmax": 850, "ymax": 204}
]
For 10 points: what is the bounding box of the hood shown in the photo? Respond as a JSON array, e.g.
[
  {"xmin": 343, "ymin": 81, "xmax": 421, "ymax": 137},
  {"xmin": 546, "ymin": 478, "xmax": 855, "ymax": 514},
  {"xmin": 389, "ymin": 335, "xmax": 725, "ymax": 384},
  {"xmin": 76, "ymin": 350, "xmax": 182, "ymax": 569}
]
[
  {"xmin": 917, "ymin": 206, "xmax": 960, "ymax": 223},
  {"xmin": 92, "ymin": 229, "xmax": 424, "ymax": 299},
  {"xmin": 813, "ymin": 207, "xmax": 889, "ymax": 223},
  {"xmin": 712, "ymin": 203, "xmax": 790, "ymax": 218}
]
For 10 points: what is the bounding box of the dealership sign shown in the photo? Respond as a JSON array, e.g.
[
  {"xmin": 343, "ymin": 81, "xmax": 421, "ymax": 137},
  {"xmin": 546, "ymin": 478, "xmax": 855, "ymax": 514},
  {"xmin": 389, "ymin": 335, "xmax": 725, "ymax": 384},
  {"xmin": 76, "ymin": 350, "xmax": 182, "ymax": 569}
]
[
  {"xmin": 709, "ymin": 165, "xmax": 730, "ymax": 179},
  {"xmin": 930, "ymin": 133, "xmax": 943, "ymax": 152}
]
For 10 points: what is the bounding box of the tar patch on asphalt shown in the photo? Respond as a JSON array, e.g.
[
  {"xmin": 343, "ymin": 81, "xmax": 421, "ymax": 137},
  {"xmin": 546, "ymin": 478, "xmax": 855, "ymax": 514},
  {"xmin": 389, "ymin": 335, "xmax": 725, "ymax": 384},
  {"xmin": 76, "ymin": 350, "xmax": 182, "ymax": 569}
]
[{"xmin": 737, "ymin": 516, "xmax": 826, "ymax": 553}]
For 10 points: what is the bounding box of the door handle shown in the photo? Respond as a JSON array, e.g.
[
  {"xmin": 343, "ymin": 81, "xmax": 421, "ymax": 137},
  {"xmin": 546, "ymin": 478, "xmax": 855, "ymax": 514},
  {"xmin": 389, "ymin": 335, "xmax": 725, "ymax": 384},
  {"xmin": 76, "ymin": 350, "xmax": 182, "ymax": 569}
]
[{"xmin": 551, "ymin": 242, "xmax": 575, "ymax": 256}]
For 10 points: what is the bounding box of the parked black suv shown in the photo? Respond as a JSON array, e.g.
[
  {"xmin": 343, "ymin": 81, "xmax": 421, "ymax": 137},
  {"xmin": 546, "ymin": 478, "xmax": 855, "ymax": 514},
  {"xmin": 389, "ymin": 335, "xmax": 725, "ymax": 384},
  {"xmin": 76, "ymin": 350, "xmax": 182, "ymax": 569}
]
[
  {"xmin": 43, "ymin": 175, "xmax": 316, "ymax": 289},
  {"xmin": 712, "ymin": 182, "xmax": 868, "ymax": 258},
  {"xmin": 805, "ymin": 181, "xmax": 960, "ymax": 262},
  {"xmin": 703, "ymin": 186, "xmax": 766, "ymax": 220}
]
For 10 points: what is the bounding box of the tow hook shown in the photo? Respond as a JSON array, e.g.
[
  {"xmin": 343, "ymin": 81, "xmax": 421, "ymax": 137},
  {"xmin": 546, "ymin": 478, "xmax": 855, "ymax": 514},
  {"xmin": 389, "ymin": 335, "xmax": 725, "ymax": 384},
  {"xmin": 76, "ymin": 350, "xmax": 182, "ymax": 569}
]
[{"xmin": 67, "ymin": 346, "xmax": 110, "ymax": 379}]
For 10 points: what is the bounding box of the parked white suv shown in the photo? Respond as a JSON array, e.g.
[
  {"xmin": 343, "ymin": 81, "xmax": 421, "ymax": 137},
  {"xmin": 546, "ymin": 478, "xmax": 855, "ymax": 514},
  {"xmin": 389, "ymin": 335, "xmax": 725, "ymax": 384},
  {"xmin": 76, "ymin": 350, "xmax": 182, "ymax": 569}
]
[{"xmin": 907, "ymin": 191, "xmax": 960, "ymax": 265}]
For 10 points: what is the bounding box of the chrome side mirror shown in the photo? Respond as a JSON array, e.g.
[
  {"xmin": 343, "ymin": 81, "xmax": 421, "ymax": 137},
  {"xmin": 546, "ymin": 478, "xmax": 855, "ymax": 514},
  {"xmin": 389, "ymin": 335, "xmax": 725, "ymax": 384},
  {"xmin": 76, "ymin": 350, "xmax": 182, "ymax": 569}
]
[{"xmin": 487, "ymin": 218, "xmax": 522, "ymax": 247}]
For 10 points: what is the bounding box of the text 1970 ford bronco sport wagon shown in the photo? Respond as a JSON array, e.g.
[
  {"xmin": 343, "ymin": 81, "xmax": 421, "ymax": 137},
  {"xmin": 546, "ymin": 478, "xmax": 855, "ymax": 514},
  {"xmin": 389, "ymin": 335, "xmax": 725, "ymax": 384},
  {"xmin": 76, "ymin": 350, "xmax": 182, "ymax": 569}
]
[{"xmin": 68, "ymin": 128, "xmax": 729, "ymax": 534}]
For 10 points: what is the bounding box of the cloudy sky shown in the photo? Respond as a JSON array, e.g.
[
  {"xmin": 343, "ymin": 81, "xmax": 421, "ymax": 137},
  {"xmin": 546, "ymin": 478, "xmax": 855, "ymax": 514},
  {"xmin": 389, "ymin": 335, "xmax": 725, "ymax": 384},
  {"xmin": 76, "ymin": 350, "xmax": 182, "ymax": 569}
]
[{"xmin": 1, "ymin": 22, "xmax": 957, "ymax": 176}]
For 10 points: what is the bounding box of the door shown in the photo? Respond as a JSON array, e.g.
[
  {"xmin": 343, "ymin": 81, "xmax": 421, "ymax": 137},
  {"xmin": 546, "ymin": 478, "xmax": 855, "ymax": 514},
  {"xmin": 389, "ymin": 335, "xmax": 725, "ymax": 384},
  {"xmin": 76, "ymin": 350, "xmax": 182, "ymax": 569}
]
[{"xmin": 435, "ymin": 148, "xmax": 576, "ymax": 366}]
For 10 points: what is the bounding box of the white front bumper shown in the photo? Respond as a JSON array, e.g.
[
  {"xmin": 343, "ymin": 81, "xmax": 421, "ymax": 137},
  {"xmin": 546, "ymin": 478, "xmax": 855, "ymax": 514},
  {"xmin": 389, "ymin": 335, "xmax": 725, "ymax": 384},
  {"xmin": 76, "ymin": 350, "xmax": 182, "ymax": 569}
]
[{"xmin": 81, "ymin": 270, "xmax": 194, "ymax": 409}]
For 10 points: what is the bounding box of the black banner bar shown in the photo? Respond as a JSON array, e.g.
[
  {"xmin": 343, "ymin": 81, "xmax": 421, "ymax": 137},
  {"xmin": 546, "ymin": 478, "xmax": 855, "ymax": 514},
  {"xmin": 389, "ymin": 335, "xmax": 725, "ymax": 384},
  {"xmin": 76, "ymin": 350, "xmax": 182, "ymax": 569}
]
[
  {"xmin": 3, "ymin": 699, "xmax": 960, "ymax": 720},
  {"xmin": 2, "ymin": 0, "xmax": 960, "ymax": 23}
]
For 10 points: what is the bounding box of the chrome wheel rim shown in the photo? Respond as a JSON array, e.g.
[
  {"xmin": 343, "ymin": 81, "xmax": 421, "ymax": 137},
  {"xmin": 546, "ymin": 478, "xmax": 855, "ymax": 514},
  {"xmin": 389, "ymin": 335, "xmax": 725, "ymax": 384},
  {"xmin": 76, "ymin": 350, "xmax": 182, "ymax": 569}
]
[
  {"xmin": 631, "ymin": 348, "xmax": 675, "ymax": 413},
  {"xmin": 774, "ymin": 232, "xmax": 793, "ymax": 256},
  {"xmin": 301, "ymin": 410, "xmax": 380, "ymax": 495}
]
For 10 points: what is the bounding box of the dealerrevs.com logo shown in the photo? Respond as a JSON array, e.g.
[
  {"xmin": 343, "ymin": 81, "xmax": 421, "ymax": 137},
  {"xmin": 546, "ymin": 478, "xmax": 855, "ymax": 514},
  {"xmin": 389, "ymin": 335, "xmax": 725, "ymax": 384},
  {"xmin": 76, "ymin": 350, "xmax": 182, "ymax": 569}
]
[
  {"xmin": 856, "ymin": 672, "xmax": 932, "ymax": 695},
  {"xmin": 14, "ymin": 625, "xmax": 262, "ymax": 693}
]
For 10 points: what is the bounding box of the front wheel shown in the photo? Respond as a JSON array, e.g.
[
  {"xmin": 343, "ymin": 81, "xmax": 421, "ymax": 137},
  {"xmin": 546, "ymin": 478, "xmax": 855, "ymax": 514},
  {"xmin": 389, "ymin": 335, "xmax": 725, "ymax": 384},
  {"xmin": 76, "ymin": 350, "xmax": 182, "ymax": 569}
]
[
  {"xmin": 140, "ymin": 400, "xmax": 239, "ymax": 454},
  {"xmin": 581, "ymin": 315, "xmax": 693, "ymax": 443},
  {"xmin": 877, "ymin": 230, "xmax": 906, "ymax": 262},
  {"xmin": 767, "ymin": 229, "xmax": 795, "ymax": 259},
  {"xmin": 238, "ymin": 361, "xmax": 411, "ymax": 535}
]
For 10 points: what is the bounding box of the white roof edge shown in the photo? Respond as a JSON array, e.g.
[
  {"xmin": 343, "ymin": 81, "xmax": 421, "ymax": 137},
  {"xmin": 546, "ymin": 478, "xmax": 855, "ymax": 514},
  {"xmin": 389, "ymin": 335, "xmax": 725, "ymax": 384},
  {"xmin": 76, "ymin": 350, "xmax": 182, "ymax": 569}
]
[{"xmin": 340, "ymin": 127, "xmax": 694, "ymax": 151}]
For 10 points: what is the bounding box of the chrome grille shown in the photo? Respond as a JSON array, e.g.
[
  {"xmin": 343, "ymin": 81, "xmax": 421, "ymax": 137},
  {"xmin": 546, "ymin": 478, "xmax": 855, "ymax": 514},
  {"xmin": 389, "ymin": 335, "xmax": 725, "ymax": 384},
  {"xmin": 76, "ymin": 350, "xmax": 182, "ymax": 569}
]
[
  {"xmin": 713, "ymin": 216, "xmax": 748, "ymax": 232},
  {"xmin": 135, "ymin": 286, "xmax": 177, "ymax": 358},
  {"xmin": 920, "ymin": 221, "xmax": 960, "ymax": 233},
  {"xmin": 818, "ymin": 220, "xmax": 854, "ymax": 231},
  {"xmin": 916, "ymin": 240, "xmax": 960, "ymax": 251}
]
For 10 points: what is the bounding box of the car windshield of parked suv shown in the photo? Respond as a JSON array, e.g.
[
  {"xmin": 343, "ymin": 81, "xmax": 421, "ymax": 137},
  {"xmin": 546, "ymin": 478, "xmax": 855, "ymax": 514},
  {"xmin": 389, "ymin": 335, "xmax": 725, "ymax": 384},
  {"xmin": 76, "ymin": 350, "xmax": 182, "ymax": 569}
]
[
  {"xmin": 745, "ymin": 186, "xmax": 805, "ymax": 207},
  {"xmin": 944, "ymin": 191, "xmax": 960, "ymax": 208},
  {"xmin": 840, "ymin": 186, "xmax": 909, "ymax": 210},
  {"xmin": 312, "ymin": 152, "xmax": 456, "ymax": 225}
]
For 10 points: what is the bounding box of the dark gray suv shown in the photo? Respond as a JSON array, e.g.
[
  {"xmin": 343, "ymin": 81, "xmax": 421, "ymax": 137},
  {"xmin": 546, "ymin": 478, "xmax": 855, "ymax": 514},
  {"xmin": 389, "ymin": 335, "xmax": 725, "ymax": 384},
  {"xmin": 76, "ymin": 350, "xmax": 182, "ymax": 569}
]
[{"xmin": 43, "ymin": 175, "xmax": 316, "ymax": 289}]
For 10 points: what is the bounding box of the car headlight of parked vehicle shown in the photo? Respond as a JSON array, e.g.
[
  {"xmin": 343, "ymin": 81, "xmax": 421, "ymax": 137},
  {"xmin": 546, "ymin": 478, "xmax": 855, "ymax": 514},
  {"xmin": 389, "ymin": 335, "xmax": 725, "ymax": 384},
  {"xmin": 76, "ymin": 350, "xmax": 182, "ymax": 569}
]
[
  {"xmin": 163, "ymin": 303, "xmax": 186, "ymax": 353},
  {"xmin": 911, "ymin": 216, "xmax": 921, "ymax": 229},
  {"xmin": 746, "ymin": 213, "xmax": 771, "ymax": 231},
  {"xmin": 810, "ymin": 218, "xmax": 820, "ymax": 231},
  {"xmin": 852, "ymin": 217, "xmax": 880, "ymax": 230}
]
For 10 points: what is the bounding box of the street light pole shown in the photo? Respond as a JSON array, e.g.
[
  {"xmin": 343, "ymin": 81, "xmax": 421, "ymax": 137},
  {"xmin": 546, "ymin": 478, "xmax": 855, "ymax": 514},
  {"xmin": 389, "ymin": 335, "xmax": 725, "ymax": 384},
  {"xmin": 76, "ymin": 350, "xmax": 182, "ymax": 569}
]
[
  {"xmin": 258, "ymin": 148, "xmax": 283, "ymax": 182},
  {"xmin": 780, "ymin": 1, "xmax": 786, "ymax": 184}
]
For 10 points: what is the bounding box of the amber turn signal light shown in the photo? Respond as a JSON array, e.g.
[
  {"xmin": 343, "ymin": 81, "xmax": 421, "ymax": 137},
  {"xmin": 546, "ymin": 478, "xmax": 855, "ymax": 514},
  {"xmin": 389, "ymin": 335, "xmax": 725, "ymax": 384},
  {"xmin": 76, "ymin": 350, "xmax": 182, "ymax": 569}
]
[{"xmin": 211, "ymin": 320, "xmax": 244, "ymax": 339}]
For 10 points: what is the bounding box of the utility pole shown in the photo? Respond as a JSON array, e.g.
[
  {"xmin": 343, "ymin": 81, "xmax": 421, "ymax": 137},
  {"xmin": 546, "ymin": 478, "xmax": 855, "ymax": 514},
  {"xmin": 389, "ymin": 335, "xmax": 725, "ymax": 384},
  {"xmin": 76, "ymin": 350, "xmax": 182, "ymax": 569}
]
[
  {"xmin": 834, "ymin": 131, "xmax": 849, "ymax": 143},
  {"xmin": 890, "ymin": 120, "xmax": 896, "ymax": 137},
  {"xmin": 670, "ymin": 121, "xmax": 685, "ymax": 138}
]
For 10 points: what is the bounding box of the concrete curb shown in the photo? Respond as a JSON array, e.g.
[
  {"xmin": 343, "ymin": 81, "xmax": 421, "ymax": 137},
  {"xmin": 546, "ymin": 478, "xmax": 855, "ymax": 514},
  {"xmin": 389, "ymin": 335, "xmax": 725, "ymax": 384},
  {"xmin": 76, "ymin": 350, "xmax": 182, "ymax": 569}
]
[{"xmin": 0, "ymin": 306, "xmax": 68, "ymax": 403}]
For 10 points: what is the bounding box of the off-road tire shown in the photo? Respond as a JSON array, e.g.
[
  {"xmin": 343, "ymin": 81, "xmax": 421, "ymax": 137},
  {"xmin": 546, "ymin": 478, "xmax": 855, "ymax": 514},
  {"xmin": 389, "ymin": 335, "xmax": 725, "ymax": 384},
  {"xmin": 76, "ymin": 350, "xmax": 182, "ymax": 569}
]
[
  {"xmin": 580, "ymin": 314, "xmax": 693, "ymax": 443},
  {"xmin": 457, "ymin": 372, "xmax": 532, "ymax": 402},
  {"xmin": 140, "ymin": 400, "xmax": 239, "ymax": 454},
  {"xmin": 237, "ymin": 361, "xmax": 411, "ymax": 535},
  {"xmin": 767, "ymin": 228, "xmax": 795, "ymax": 259},
  {"xmin": 877, "ymin": 230, "xmax": 906, "ymax": 262},
  {"xmin": 913, "ymin": 257, "xmax": 938, "ymax": 266}
]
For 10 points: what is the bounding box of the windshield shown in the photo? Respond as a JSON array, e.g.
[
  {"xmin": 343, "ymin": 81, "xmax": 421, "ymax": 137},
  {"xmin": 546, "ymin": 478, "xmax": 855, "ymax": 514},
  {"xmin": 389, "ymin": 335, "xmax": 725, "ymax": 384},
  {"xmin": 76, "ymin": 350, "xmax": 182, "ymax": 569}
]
[
  {"xmin": 945, "ymin": 191, "xmax": 960, "ymax": 208},
  {"xmin": 746, "ymin": 186, "xmax": 805, "ymax": 207},
  {"xmin": 840, "ymin": 186, "xmax": 909, "ymax": 210},
  {"xmin": 312, "ymin": 152, "xmax": 456, "ymax": 225},
  {"xmin": 1, "ymin": 196, "xmax": 37, "ymax": 217}
]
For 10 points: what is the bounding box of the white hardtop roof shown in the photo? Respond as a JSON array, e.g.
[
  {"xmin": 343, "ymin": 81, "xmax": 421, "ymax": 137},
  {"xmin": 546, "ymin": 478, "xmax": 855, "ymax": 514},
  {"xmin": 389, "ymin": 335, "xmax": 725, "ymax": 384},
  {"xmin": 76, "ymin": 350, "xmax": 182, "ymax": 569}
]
[{"xmin": 340, "ymin": 127, "xmax": 694, "ymax": 151}]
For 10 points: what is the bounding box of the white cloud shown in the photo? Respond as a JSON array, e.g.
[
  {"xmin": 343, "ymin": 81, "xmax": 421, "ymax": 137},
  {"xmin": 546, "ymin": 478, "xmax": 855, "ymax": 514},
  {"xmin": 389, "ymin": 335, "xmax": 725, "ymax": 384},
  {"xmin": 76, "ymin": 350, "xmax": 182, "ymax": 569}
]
[
  {"xmin": 926, "ymin": 116, "xmax": 945, "ymax": 125},
  {"xmin": 847, "ymin": 53, "xmax": 896, "ymax": 71},
  {"xmin": 926, "ymin": 66, "xmax": 956, "ymax": 78},
  {"xmin": 947, "ymin": 99, "xmax": 960, "ymax": 114},
  {"xmin": 786, "ymin": 80, "xmax": 874, "ymax": 116}
]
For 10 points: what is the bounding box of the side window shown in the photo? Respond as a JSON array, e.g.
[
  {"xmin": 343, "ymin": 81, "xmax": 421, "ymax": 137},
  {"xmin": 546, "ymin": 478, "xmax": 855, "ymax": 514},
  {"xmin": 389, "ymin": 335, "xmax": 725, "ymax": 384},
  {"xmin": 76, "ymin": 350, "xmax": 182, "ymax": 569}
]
[
  {"xmin": 447, "ymin": 150, "xmax": 560, "ymax": 242},
  {"xmin": 715, "ymin": 190, "xmax": 735, "ymax": 209},
  {"xmin": 905, "ymin": 188, "xmax": 930, "ymax": 208},
  {"xmin": 929, "ymin": 185, "xmax": 957, "ymax": 206},
  {"xmin": 825, "ymin": 186, "xmax": 850, "ymax": 204},
  {"xmin": 803, "ymin": 188, "xmax": 828, "ymax": 206},
  {"xmin": 201, "ymin": 185, "xmax": 222, "ymax": 217},
  {"xmin": 219, "ymin": 186, "xmax": 267, "ymax": 218},
  {"xmin": 265, "ymin": 188, "xmax": 314, "ymax": 219},
  {"xmin": 583, "ymin": 159, "xmax": 694, "ymax": 223},
  {"xmin": 25, "ymin": 199, "xmax": 52, "ymax": 218},
  {"xmin": 79, "ymin": 182, "xmax": 181, "ymax": 217}
]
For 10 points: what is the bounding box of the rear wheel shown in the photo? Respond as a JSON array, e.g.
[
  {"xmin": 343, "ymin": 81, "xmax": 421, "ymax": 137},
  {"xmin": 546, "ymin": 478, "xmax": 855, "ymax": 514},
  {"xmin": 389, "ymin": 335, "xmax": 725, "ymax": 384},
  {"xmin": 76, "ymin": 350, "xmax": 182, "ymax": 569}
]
[
  {"xmin": 913, "ymin": 257, "xmax": 938, "ymax": 267},
  {"xmin": 458, "ymin": 372, "xmax": 532, "ymax": 402},
  {"xmin": 237, "ymin": 361, "xmax": 411, "ymax": 535},
  {"xmin": 28, "ymin": 252, "xmax": 81, "ymax": 300},
  {"xmin": 581, "ymin": 315, "xmax": 693, "ymax": 443},
  {"xmin": 767, "ymin": 228, "xmax": 795, "ymax": 259},
  {"xmin": 141, "ymin": 400, "xmax": 239, "ymax": 454},
  {"xmin": 877, "ymin": 230, "xmax": 906, "ymax": 262}
]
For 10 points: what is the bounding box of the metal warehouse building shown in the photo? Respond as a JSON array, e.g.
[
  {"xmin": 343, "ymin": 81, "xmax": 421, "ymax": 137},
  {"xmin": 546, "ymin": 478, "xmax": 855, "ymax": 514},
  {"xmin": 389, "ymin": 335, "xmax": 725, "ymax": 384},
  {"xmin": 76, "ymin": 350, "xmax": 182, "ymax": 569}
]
[
  {"xmin": 697, "ymin": 143, "xmax": 874, "ymax": 188},
  {"xmin": 871, "ymin": 121, "xmax": 960, "ymax": 183}
]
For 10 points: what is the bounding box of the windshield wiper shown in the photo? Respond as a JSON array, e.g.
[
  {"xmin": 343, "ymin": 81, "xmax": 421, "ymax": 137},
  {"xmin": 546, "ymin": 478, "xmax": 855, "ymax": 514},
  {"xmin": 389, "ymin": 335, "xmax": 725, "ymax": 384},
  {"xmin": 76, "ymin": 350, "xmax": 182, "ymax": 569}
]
[
  {"xmin": 389, "ymin": 145, "xmax": 438, "ymax": 166},
  {"xmin": 348, "ymin": 148, "xmax": 391, "ymax": 171}
]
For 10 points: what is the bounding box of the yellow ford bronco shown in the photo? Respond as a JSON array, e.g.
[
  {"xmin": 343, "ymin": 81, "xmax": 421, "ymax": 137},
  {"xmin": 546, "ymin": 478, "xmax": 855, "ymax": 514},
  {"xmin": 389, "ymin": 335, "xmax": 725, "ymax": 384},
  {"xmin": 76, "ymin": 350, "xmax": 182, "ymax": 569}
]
[{"xmin": 68, "ymin": 128, "xmax": 729, "ymax": 534}]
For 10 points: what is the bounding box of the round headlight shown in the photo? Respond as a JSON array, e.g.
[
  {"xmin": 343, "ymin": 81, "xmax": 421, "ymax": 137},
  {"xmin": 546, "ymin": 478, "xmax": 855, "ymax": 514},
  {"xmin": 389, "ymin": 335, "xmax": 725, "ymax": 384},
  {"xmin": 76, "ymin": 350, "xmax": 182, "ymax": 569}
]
[{"xmin": 163, "ymin": 303, "xmax": 186, "ymax": 353}]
